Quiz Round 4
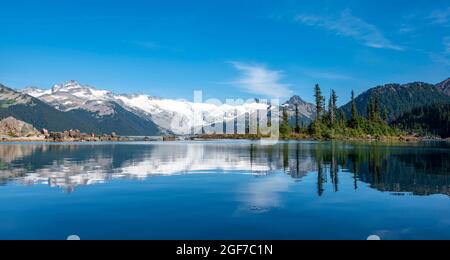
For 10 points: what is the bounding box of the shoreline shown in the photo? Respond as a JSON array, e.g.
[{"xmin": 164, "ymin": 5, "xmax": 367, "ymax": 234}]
[
  {"xmin": 0, "ymin": 137, "xmax": 131, "ymax": 143},
  {"xmin": 193, "ymin": 133, "xmax": 449, "ymax": 143},
  {"xmin": 1, "ymin": 135, "xmax": 448, "ymax": 144}
]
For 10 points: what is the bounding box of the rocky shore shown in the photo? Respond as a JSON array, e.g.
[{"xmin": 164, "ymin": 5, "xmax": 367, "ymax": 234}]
[
  {"xmin": 194, "ymin": 133, "xmax": 449, "ymax": 143},
  {"xmin": 1, "ymin": 116, "xmax": 448, "ymax": 143},
  {"xmin": 44, "ymin": 129, "xmax": 128, "ymax": 142},
  {"xmin": 0, "ymin": 117, "xmax": 128, "ymax": 142}
]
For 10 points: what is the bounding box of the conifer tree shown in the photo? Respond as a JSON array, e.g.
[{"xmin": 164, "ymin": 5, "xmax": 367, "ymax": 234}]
[
  {"xmin": 338, "ymin": 110, "xmax": 346, "ymax": 126},
  {"xmin": 367, "ymin": 98, "xmax": 374, "ymax": 121},
  {"xmin": 295, "ymin": 104, "xmax": 301, "ymax": 134},
  {"xmin": 329, "ymin": 90, "xmax": 338, "ymax": 126},
  {"xmin": 314, "ymin": 84, "xmax": 324, "ymax": 123},
  {"xmin": 279, "ymin": 107, "xmax": 291, "ymax": 138},
  {"xmin": 350, "ymin": 90, "xmax": 358, "ymax": 127},
  {"xmin": 374, "ymin": 96, "xmax": 381, "ymax": 122}
]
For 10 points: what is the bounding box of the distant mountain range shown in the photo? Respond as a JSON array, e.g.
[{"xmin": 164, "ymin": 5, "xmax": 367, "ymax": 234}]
[
  {"xmin": 1, "ymin": 83, "xmax": 162, "ymax": 136},
  {"xmin": 1, "ymin": 78, "xmax": 449, "ymax": 136},
  {"xmin": 340, "ymin": 80, "xmax": 450, "ymax": 122},
  {"xmin": 6, "ymin": 81, "xmax": 271, "ymax": 135}
]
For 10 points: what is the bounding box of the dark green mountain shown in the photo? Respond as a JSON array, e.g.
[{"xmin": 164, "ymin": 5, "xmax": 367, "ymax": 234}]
[
  {"xmin": 393, "ymin": 103, "xmax": 450, "ymax": 138},
  {"xmin": 0, "ymin": 84, "xmax": 162, "ymax": 136},
  {"xmin": 436, "ymin": 78, "xmax": 450, "ymax": 96},
  {"xmin": 340, "ymin": 82, "xmax": 450, "ymax": 122}
]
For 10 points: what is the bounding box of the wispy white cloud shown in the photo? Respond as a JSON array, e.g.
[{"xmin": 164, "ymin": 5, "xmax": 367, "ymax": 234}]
[
  {"xmin": 295, "ymin": 10, "xmax": 404, "ymax": 51},
  {"xmin": 429, "ymin": 53, "xmax": 450, "ymax": 66},
  {"xmin": 431, "ymin": 36, "xmax": 450, "ymax": 65},
  {"xmin": 398, "ymin": 24, "xmax": 416, "ymax": 34},
  {"xmin": 229, "ymin": 61, "xmax": 292, "ymax": 98},
  {"xmin": 444, "ymin": 37, "xmax": 450, "ymax": 54},
  {"xmin": 429, "ymin": 7, "xmax": 450, "ymax": 25},
  {"xmin": 397, "ymin": 14, "xmax": 420, "ymax": 34}
]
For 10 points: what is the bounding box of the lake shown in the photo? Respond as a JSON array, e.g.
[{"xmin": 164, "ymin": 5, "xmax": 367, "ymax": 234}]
[{"xmin": 0, "ymin": 140, "xmax": 449, "ymax": 240}]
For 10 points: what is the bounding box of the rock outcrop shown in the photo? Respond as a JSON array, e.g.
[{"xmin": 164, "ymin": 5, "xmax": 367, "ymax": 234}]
[
  {"xmin": 436, "ymin": 78, "xmax": 450, "ymax": 96},
  {"xmin": 47, "ymin": 130, "xmax": 127, "ymax": 142},
  {"xmin": 0, "ymin": 117, "xmax": 41, "ymax": 138},
  {"xmin": 0, "ymin": 116, "xmax": 127, "ymax": 142}
]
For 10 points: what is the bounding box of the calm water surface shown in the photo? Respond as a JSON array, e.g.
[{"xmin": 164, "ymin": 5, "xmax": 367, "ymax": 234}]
[{"xmin": 0, "ymin": 141, "xmax": 449, "ymax": 240}]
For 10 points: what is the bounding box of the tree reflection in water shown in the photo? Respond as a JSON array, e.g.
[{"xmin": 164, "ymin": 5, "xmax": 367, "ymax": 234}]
[{"xmin": 0, "ymin": 141, "xmax": 448, "ymax": 196}]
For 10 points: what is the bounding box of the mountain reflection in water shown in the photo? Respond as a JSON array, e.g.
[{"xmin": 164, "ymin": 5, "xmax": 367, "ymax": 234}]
[{"xmin": 0, "ymin": 141, "xmax": 448, "ymax": 196}]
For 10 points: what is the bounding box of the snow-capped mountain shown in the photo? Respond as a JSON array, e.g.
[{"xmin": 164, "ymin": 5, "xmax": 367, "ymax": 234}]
[
  {"xmin": 283, "ymin": 95, "xmax": 316, "ymax": 120},
  {"xmin": 22, "ymin": 81, "xmax": 284, "ymax": 135},
  {"xmin": 114, "ymin": 94, "xmax": 270, "ymax": 135},
  {"xmin": 23, "ymin": 81, "xmax": 115, "ymax": 116},
  {"xmin": 1, "ymin": 82, "xmax": 161, "ymax": 136}
]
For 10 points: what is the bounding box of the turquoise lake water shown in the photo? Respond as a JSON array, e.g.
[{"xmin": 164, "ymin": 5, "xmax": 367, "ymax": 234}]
[{"xmin": 0, "ymin": 141, "xmax": 449, "ymax": 240}]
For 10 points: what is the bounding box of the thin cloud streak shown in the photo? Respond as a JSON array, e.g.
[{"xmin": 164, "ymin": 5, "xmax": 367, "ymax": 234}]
[
  {"xmin": 295, "ymin": 10, "xmax": 404, "ymax": 51},
  {"xmin": 229, "ymin": 61, "xmax": 293, "ymax": 98},
  {"xmin": 429, "ymin": 7, "xmax": 450, "ymax": 25},
  {"xmin": 444, "ymin": 37, "xmax": 450, "ymax": 54},
  {"xmin": 429, "ymin": 53, "xmax": 450, "ymax": 66}
]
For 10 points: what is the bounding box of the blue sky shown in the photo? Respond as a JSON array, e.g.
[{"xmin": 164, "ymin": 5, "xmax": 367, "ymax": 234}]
[{"xmin": 1, "ymin": 0, "xmax": 449, "ymax": 104}]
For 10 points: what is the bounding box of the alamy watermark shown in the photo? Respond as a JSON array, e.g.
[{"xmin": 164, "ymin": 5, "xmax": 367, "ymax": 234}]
[{"xmin": 166, "ymin": 90, "xmax": 281, "ymax": 141}]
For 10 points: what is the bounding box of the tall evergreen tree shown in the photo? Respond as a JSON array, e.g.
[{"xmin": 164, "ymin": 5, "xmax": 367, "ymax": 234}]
[
  {"xmin": 314, "ymin": 84, "xmax": 324, "ymax": 123},
  {"xmin": 367, "ymin": 98, "xmax": 374, "ymax": 121},
  {"xmin": 374, "ymin": 96, "xmax": 381, "ymax": 122},
  {"xmin": 350, "ymin": 90, "xmax": 358, "ymax": 127},
  {"xmin": 326, "ymin": 96, "xmax": 332, "ymax": 126},
  {"xmin": 329, "ymin": 90, "xmax": 338, "ymax": 126},
  {"xmin": 338, "ymin": 110, "xmax": 346, "ymax": 126},
  {"xmin": 294, "ymin": 104, "xmax": 301, "ymax": 134},
  {"xmin": 367, "ymin": 96, "xmax": 381, "ymax": 122},
  {"xmin": 279, "ymin": 107, "xmax": 291, "ymax": 138}
]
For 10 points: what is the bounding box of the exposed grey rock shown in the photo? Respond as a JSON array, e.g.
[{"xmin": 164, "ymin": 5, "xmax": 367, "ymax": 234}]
[
  {"xmin": 0, "ymin": 117, "xmax": 41, "ymax": 137},
  {"xmin": 22, "ymin": 81, "xmax": 115, "ymax": 116},
  {"xmin": 41, "ymin": 128, "xmax": 49, "ymax": 137},
  {"xmin": 436, "ymin": 78, "xmax": 450, "ymax": 96},
  {"xmin": 283, "ymin": 95, "xmax": 316, "ymax": 119},
  {"xmin": 68, "ymin": 129, "xmax": 81, "ymax": 138},
  {"xmin": 47, "ymin": 129, "xmax": 127, "ymax": 142},
  {"xmin": 0, "ymin": 84, "xmax": 33, "ymax": 107}
]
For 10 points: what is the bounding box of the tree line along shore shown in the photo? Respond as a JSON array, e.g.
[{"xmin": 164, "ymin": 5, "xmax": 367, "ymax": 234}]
[
  {"xmin": 197, "ymin": 84, "xmax": 449, "ymax": 142},
  {"xmin": 1, "ymin": 83, "xmax": 449, "ymax": 143}
]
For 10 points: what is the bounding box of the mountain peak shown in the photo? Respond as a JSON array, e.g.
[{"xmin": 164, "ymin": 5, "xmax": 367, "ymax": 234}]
[
  {"xmin": 52, "ymin": 80, "xmax": 84, "ymax": 92},
  {"xmin": 286, "ymin": 95, "xmax": 309, "ymax": 105},
  {"xmin": 0, "ymin": 84, "xmax": 34, "ymax": 106},
  {"xmin": 19, "ymin": 81, "xmax": 115, "ymax": 116},
  {"xmin": 51, "ymin": 81, "xmax": 113, "ymax": 100},
  {"xmin": 281, "ymin": 95, "xmax": 315, "ymax": 120},
  {"xmin": 436, "ymin": 78, "xmax": 450, "ymax": 96},
  {"xmin": 22, "ymin": 86, "xmax": 51, "ymax": 98}
]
